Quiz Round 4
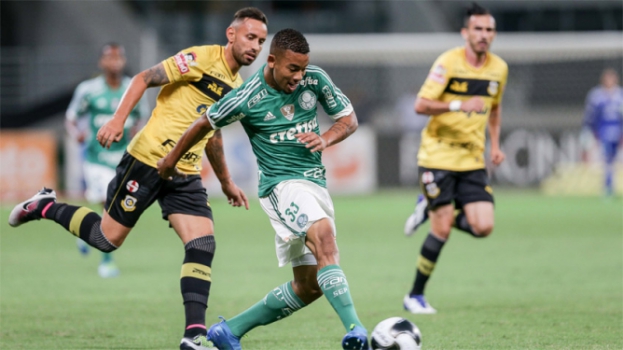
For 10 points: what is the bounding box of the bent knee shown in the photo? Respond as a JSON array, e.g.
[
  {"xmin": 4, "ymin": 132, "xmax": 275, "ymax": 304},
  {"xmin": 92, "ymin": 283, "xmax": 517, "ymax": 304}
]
[
  {"xmin": 292, "ymin": 279, "xmax": 323, "ymax": 302},
  {"xmin": 472, "ymin": 223, "xmax": 493, "ymax": 237},
  {"xmin": 100, "ymin": 226, "xmax": 127, "ymax": 248}
]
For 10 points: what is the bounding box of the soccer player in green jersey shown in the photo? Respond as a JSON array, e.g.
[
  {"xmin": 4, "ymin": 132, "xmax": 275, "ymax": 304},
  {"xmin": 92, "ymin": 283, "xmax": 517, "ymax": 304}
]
[
  {"xmin": 65, "ymin": 43, "xmax": 149, "ymax": 278},
  {"xmin": 157, "ymin": 29, "xmax": 369, "ymax": 350}
]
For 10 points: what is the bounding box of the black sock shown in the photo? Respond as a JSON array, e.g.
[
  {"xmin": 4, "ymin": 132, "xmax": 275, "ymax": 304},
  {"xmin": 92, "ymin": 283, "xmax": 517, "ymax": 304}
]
[
  {"xmin": 410, "ymin": 233, "xmax": 445, "ymax": 296},
  {"xmin": 181, "ymin": 235, "xmax": 215, "ymax": 338},
  {"xmin": 44, "ymin": 203, "xmax": 117, "ymax": 252},
  {"xmin": 454, "ymin": 211, "xmax": 482, "ymax": 237}
]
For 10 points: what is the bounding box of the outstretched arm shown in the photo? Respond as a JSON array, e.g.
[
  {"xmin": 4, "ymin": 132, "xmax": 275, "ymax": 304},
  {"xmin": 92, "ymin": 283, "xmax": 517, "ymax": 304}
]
[
  {"xmin": 97, "ymin": 63, "xmax": 170, "ymax": 148},
  {"xmin": 157, "ymin": 115, "xmax": 214, "ymax": 179},
  {"xmin": 205, "ymin": 130, "xmax": 249, "ymax": 209},
  {"xmin": 295, "ymin": 112, "xmax": 359, "ymax": 153}
]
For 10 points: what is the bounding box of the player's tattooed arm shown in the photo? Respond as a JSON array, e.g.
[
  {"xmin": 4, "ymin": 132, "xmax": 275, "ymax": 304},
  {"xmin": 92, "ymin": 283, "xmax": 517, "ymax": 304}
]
[
  {"xmin": 142, "ymin": 63, "xmax": 170, "ymax": 87},
  {"xmin": 98, "ymin": 64, "xmax": 170, "ymax": 148}
]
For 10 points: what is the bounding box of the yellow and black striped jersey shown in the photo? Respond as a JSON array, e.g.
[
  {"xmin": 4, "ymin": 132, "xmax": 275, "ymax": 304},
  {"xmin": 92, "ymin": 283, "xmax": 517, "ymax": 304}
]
[
  {"xmin": 417, "ymin": 47, "xmax": 508, "ymax": 171},
  {"xmin": 127, "ymin": 45, "xmax": 243, "ymax": 174}
]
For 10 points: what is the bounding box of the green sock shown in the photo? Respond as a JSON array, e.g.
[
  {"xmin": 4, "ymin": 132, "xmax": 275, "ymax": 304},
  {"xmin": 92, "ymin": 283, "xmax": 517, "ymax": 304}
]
[
  {"xmin": 227, "ymin": 281, "xmax": 306, "ymax": 337},
  {"xmin": 101, "ymin": 252, "xmax": 113, "ymax": 263},
  {"xmin": 317, "ymin": 265, "xmax": 364, "ymax": 331}
]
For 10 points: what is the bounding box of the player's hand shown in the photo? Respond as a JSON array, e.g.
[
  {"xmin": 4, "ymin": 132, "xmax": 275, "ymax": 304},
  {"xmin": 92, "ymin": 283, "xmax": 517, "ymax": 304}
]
[
  {"xmin": 156, "ymin": 157, "xmax": 187, "ymax": 180},
  {"xmin": 490, "ymin": 147, "xmax": 505, "ymax": 166},
  {"xmin": 461, "ymin": 97, "xmax": 485, "ymax": 113},
  {"xmin": 221, "ymin": 179, "xmax": 249, "ymax": 210},
  {"xmin": 295, "ymin": 132, "xmax": 328, "ymax": 153},
  {"xmin": 96, "ymin": 117, "xmax": 125, "ymax": 149}
]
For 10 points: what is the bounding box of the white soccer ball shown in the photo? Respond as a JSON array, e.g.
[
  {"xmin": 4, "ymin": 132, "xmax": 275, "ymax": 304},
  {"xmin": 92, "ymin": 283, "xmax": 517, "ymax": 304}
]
[{"xmin": 370, "ymin": 317, "xmax": 422, "ymax": 350}]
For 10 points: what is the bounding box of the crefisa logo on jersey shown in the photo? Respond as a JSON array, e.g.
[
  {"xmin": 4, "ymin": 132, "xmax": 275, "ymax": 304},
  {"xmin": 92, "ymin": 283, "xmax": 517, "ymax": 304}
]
[
  {"xmin": 126, "ymin": 180, "xmax": 139, "ymax": 193},
  {"xmin": 299, "ymin": 76, "xmax": 318, "ymax": 87},
  {"xmin": 298, "ymin": 91, "xmax": 317, "ymax": 110},
  {"xmin": 280, "ymin": 104, "xmax": 295, "ymax": 121},
  {"xmin": 487, "ymin": 81, "xmax": 499, "ymax": 96}
]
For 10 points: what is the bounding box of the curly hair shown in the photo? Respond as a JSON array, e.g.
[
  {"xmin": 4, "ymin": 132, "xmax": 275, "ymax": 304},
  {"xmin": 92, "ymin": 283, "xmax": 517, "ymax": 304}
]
[{"xmin": 270, "ymin": 29, "xmax": 310, "ymax": 55}]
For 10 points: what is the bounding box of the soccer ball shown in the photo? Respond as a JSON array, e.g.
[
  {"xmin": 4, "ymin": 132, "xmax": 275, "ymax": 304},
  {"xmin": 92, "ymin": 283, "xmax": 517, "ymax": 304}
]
[{"xmin": 370, "ymin": 317, "xmax": 422, "ymax": 350}]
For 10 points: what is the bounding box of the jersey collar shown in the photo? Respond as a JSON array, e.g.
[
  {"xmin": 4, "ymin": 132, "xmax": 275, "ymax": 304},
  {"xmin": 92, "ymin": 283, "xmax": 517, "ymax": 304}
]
[{"xmin": 461, "ymin": 47, "xmax": 490, "ymax": 73}]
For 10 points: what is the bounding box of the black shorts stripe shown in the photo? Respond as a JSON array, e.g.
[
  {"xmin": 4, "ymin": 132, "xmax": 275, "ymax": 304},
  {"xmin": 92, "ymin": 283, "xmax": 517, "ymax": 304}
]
[{"xmin": 107, "ymin": 158, "xmax": 136, "ymax": 214}]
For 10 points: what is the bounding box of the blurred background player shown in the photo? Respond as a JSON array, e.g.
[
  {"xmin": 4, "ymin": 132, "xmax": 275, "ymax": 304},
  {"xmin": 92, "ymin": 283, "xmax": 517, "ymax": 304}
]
[
  {"xmin": 65, "ymin": 43, "xmax": 149, "ymax": 278},
  {"xmin": 9, "ymin": 7, "xmax": 267, "ymax": 350},
  {"xmin": 157, "ymin": 28, "xmax": 370, "ymax": 350},
  {"xmin": 583, "ymin": 68, "xmax": 623, "ymax": 197},
  {"xmin": 402, "ymin": 2, "xmax": 508, "ymax": 314}
]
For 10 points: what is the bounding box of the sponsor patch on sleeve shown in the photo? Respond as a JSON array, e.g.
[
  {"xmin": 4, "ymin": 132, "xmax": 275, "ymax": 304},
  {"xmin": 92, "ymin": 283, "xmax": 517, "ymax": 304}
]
[
  {"xmin": 173, "ymin": 52, "xmax": 190, "ymax": 74},
  {"xmin": 428, "ymin": 64, "xmax": 447, "ymax": 84}
]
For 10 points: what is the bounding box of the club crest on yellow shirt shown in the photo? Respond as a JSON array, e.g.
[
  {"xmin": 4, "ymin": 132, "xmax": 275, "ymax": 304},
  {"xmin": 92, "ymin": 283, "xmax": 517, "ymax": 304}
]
[{"xmin": 488, "ymin": 81, "xmax": 499, "ymax": 96}]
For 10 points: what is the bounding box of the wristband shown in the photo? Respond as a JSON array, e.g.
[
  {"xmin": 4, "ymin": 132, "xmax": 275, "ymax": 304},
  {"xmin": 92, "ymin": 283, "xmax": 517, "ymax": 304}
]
[{"xmin": 449, "ymin": 100, "xmax": 462, "ymax": 112}]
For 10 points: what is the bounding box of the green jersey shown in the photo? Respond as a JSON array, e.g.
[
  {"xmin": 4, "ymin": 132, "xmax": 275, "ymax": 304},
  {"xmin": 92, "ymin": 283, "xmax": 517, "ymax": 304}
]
[
  {"xmin": 207, "ymin": 64, "xmax": 353, "ymax": 197},
  {"xmin": 66, "ymin": 75, "xmax": 148, "ymax": 168}
]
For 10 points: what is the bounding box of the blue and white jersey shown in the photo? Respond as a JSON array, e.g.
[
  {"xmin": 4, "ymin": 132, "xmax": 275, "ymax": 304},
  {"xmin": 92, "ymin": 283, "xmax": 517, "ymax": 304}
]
[{"xmin": 584, "ymin": 86, "xmax": 623, "ymax": 143}]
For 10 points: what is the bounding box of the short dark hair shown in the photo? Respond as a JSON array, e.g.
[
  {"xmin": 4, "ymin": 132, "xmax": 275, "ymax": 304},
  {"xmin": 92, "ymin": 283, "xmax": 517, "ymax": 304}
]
[
  {"xmin": 464, "ymin": 2, "xmax": 491, "ymax": 27},
  {"xmin": 270, "ymin": 29, "xmax": 310, "ymax": 55},
  {"xmin": 101, "ymin": 42, "xmax": 125, "ymax": 57},
  {"xmin": 233, "ymin": 7, "xmax": 268, "ymax": 25}
]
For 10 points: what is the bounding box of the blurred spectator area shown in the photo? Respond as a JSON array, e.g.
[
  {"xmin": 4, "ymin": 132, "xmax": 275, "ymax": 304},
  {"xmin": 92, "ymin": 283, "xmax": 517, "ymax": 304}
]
[{"xmin": 1, "ymin": 0, "xmax": 621, "ymax": 129}]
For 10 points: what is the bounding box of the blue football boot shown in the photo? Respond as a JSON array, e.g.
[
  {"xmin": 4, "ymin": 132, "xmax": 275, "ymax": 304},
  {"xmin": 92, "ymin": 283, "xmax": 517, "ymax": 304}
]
[
  {"xmin": 342, "ymin": 325, "xmax": 370, "ymax": 350},
  {"xmin": 207, "ymin": 318, "xmax": 242, "ymax": 350}
]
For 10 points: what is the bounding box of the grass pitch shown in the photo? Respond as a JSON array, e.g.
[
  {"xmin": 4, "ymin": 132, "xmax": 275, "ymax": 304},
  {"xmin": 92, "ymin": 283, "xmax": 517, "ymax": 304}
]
[{"xmin": 1, "ymin": 191, "xmax": 621, "ymax": 349}]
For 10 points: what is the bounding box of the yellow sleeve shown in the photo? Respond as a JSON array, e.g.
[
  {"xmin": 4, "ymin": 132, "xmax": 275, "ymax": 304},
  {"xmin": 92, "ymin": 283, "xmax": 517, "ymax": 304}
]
[
  {"xmin": 417, "ymin": 53, "xmax": 453, "ymax": 101},
  {"xmin": 493, "ymin": 63, "xmax": 508, "ymax": 106},
  {"xmin": 162, "ymin": 46, "xmax": 206, "ymax": 83}
]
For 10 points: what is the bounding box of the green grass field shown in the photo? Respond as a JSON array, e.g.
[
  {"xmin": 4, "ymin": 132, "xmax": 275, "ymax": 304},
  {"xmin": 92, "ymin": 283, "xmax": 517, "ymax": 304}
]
[{"xmin": 1, "ymin": 191, "xmax": 621, "ymax": 349}]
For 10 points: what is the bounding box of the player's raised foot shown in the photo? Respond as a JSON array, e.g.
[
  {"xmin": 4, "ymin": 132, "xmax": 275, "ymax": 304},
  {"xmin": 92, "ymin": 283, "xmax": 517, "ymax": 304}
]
[
  {"xmin": 403, "ymin": 194, "xmax": 429, "ymax": 237},
  {"xmin": 342, "ymin": 325, "xmax": 370, "ymax": 350},
  {"xmin": 76, "ymin": 238, "xmax": 91, "ymax": 256},
  {"xmin": 403, "ymin": 294, "xmax": 437, "ymax": 314},
  {"xmin": 207, "ymin": 318, "xmax": 241, "ymax": 350},
  {"xmin": 98, "ymin": 261, "xmax": 120, "ymax": 278},
  {"xmin": 180, "ymin": 334, "xmax": 216, "ymax": 350},
  {"xmin": 8, "ymin": 187, "xmax": 57, "ymax": 227}
]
